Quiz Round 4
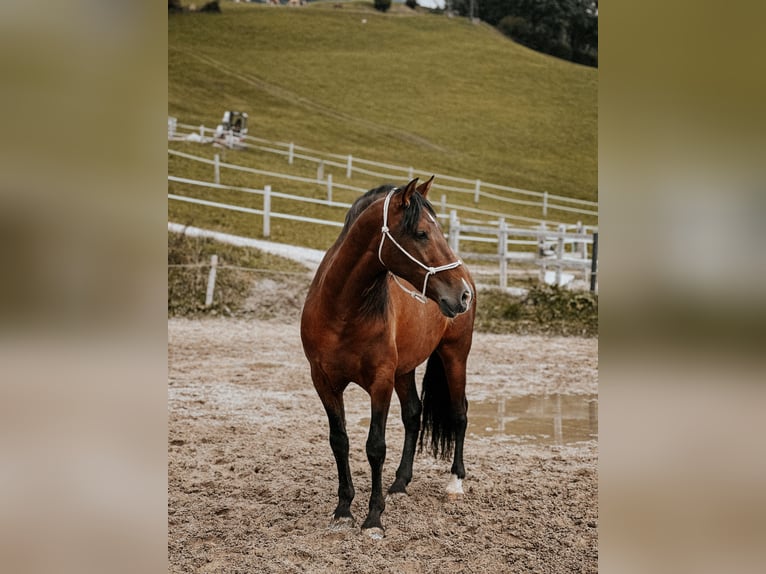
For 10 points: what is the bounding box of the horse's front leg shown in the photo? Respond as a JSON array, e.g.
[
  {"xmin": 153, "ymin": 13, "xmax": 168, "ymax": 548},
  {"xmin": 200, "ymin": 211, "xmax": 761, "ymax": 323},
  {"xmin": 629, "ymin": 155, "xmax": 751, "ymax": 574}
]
[
  {"xmin": 389, "ymin": 371, "xmax": 421, "ymax": 495},
  {"xmin": 312, "ymin": 369, "xmax": 355, "ymax": 525},
  {"xmin": 361, "ymin": 379, "xmax": 393, "ymax": 538},
  {"xmin": 324, "ymin": 396, "xmax": 356, "ymax": 522}
]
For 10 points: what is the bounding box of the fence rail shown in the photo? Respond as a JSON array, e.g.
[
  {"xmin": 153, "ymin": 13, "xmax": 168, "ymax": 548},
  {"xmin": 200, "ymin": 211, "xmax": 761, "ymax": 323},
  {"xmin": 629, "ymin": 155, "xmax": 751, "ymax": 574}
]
[
  {"xmin": 169, "ymin": 152, "xmax": 595, "ymax": 229},
  {"xmin": 168, "ymin": 173, "xmax": 598, "ymax": 292},
  {"xmin": 168, "ymin": 117, "xmax": 598, "ymax": 222}
]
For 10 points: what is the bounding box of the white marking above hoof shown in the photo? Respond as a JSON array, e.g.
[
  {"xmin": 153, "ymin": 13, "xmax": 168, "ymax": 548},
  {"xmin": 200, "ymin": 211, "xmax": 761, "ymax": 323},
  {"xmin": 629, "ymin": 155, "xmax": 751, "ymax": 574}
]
[
  {"xmin": 445, "ymin": 474, "xmax": 464, "ymax": 499},
  {"xmin": 363, "ymin": 527, "xmax": 385, "ymax": 540}
]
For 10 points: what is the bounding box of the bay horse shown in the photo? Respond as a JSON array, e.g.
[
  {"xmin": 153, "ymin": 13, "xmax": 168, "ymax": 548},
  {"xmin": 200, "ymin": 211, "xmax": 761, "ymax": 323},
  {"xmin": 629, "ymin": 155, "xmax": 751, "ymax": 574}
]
[{"xmin": 300, "ymin": 177, "xmax": 476, "ymax": 538}]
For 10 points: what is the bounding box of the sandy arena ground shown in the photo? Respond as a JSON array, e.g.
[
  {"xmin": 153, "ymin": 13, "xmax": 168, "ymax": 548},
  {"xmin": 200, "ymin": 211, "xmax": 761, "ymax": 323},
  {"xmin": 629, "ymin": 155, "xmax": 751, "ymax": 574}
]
[{"xmin": 168, "ymin": 317, "xmax": 598, "ymax": 573}]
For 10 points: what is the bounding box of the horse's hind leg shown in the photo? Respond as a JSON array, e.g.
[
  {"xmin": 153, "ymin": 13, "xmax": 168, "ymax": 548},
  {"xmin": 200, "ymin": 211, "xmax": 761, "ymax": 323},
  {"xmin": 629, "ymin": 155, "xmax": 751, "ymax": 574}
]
[
  {"xmin": 314, "ymin": 378, "xmax": 355, "ymax": 524},
  {"xmin": 389, "ymin": 371, "xmax": 421, "ymax": 495},
  {"xmin": 442, "ymin": 354, "xmax": 469, "ymax": 498}
]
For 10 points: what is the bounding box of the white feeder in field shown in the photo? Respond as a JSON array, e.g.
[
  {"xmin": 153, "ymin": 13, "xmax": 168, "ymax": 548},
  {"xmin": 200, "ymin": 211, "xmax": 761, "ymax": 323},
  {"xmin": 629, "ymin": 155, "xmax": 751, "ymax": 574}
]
[{"xmin": 213, "ymin": 110, "xmax": 248, "ymax": 149}]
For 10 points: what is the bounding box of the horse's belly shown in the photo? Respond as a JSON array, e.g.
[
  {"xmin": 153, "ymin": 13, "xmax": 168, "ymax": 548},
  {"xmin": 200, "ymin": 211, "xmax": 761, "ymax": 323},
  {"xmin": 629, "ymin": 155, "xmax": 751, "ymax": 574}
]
[{"xmin": 393, "ymin": 307, "xmax": 448, "ymax": 375}]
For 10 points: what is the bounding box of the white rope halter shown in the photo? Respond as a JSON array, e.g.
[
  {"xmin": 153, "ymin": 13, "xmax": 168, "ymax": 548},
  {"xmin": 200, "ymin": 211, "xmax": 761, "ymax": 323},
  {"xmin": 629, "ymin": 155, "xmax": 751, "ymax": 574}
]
[{"xmin": 377, "ymin": 187, "xmax": 463, "ymax": 304}]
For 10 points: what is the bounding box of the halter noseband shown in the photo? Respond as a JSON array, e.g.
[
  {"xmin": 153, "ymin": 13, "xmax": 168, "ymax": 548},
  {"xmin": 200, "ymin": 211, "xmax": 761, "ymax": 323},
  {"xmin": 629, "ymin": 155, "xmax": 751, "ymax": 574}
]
[{"xmin": 377, "ymin": 187, "xmax": 463, "ymax": 304}]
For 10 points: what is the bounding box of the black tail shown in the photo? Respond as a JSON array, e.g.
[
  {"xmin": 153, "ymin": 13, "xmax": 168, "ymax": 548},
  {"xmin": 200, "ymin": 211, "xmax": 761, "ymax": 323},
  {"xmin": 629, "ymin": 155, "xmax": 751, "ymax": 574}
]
[{"xmin": 418, "ymin": 352, "xmax": 460, "ymax": 460}]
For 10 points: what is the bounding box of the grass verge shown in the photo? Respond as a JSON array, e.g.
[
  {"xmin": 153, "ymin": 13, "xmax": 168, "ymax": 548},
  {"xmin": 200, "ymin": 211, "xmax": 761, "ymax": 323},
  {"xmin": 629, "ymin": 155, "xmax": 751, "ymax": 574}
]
[{"xmin": 168, "ymin": 231, "xmax": 309, "ymax": 317}]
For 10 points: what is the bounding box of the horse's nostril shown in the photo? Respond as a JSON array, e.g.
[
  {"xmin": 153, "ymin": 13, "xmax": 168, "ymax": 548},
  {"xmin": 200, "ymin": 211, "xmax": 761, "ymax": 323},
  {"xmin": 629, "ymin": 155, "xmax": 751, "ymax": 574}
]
[{"xmin": 461, "ymin": 289, "xmax": 471, "ymax": 305}]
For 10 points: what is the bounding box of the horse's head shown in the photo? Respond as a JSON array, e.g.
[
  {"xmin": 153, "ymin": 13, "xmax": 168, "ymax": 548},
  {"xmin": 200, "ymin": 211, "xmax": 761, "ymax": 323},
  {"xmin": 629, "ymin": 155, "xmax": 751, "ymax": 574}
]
[{"xmin": 377, "ymin": 177, "xmax": 474, "ymax": 318}]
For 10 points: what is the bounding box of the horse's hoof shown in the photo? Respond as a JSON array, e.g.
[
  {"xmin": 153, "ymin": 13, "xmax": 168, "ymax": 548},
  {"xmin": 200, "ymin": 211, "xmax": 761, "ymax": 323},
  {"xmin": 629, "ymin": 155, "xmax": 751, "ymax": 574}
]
[
  {"xmin": 363, "ymin": 527, "xmax": 385, "ymax": 540},
  {"xmin": 328, "ymin": 516, "xmax": 355, "ymax": 531},
  {"xmin": 388, "ymin": 478, "xmax": 409, "ymax": 495},
  {"xmin": 386, "ymin": 492, "xmax": 407, "ymax": 503},
  {"xmin": 445, "ymin": 474, "xmax": 464, "ymax": 501}
]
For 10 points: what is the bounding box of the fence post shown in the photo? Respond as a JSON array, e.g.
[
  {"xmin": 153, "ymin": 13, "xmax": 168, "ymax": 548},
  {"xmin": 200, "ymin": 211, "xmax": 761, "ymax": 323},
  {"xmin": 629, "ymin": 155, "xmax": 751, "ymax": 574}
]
[
  {"xmin": 408, "ymin": 166, "xmax": 414, "ymax": 180},
  {"xmin": 448, "ymin": 210, "xmax": 460, "ymax": 253},
  {"xmin": 214, "ymin": 153, "xmax": 220, "ymax": 184},
  {"xmin": 543, "ymin": 191, "xmax": 548, "ymax": 217},
  {"xmin": 168, "ymin": 117, "xmax": 177, "ymax": 139},
  {"xmin": 205, "ymin": 254, "xmax": 218, "ymax": 307},
  {"xmin": 538, "ymin": 222, "xmax": 547, "ymax": 283},
  {"xmin": 555, "ymin": 224, "xmax": 565, "ymax": 286},
  {"xmin": 288, "ymin": 142, "xmax": 294, "ymax": 165},
  {"xmin": 317, "ymin": 161, "xmax": 324, "ymax": 181},
  {"xmin": 327, "ymin": 174, "xmax": 333, "ymax": 202},
  {"xmin": 474, "ymin": 179, "xmax": 481, "ymax": 204},
  {"xmin": 346, "ymin": 155, "xmax": 353, "ymax": 178},
  {"xmin": 498, "ymin": 218, "xmax": 508, "ymax": 290},
  {"xmin": 199, "ymin": 125, "xmax": 204, "ymax": 139},
  {"xmin": 263, "ymin": 185, "xmax": 271, "ymax": 238},
  {"xmin": 440, "ymin": 194, "xmax": 447, "ymax": 217},
  {"xmin": 590, "ymin": 232, "xmax": 598, "ymax": 293}
]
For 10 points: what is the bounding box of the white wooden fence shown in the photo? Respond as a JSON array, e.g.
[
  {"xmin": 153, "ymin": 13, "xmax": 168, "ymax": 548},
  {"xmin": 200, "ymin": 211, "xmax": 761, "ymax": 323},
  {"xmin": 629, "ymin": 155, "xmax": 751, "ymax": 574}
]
[
  {"xmin": 168, "ymin": 117, "xmax": 598, "ymax": 222},
  {"xmin": 169, "ymin": 148, "xmax": 595, "ymax": 230},
  {"xmin": 447, "ymin": 216, "xmax": 598, "ymax": 292},
  {"xmin": 168, "ymin": 174, "xmax": 598, "ymax": 292}
]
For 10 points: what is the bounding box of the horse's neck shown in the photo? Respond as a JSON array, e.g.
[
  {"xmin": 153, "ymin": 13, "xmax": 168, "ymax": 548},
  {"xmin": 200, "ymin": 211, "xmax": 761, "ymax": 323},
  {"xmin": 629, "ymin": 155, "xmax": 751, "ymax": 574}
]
[{"xmin": 316, "ymin": 232, "xmax": 384, "ymax": 318}]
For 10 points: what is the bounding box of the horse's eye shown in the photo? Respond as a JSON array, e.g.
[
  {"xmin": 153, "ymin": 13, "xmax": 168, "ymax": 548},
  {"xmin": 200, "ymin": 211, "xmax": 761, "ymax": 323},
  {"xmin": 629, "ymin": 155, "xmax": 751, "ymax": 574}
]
[{"xmin": 415, "ymin": 230, "xmax": 429, "ymax": 241}]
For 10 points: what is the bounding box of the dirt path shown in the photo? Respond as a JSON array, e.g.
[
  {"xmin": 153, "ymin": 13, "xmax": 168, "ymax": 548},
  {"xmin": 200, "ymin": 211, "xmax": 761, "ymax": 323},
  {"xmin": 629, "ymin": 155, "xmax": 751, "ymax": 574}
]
[{"xmin": 168, "ymin": 318, "xmax": 598, "ymax": 573}]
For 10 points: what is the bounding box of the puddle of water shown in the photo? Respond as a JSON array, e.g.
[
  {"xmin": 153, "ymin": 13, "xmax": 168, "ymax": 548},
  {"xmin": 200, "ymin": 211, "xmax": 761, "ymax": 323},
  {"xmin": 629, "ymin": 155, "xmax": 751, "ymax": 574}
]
[
  {"xmin": 469, "ymin": 394, "xmax": 597, "ymax": 445},
  {"xmin": 358, "ymin": 394, "xmax": 597, "ymax": 446}
]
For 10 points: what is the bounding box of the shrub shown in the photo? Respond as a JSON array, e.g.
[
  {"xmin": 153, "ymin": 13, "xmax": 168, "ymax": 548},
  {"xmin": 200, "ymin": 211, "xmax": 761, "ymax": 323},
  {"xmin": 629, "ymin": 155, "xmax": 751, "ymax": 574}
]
[
  {"xmin": 374, "ymin": 0, "xmax": 392, "ymax": 13},
  {"xmin": 522, "ymin": 284, "xmax": 598, "ymax": 336},
  {"xmin": 405, "ymin": 0, "xmax": 418, "ymax": 9},
  {"xmin": 475, "ymin": 284, "xmax": 598, "ymax": 336}
]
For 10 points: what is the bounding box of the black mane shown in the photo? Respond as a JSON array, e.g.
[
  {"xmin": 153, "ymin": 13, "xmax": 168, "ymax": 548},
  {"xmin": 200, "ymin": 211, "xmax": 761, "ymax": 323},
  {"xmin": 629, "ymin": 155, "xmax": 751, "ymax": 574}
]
[
  {"xmin": 339, "ymin": 184, "xmax": 436, "ymax": 241},
  {"xmin": 336, "ymin": 183, "xmax": 436, "ymax": 317},
  {"xmin": 339, "ymin": 185, "xmax": 394, "ymax": 240}
]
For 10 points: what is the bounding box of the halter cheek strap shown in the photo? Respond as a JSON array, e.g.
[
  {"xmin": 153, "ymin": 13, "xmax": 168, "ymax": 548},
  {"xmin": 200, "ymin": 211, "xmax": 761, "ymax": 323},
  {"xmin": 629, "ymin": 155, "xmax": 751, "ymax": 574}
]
[{"xmin": 377, "ymin": 188, "xmax": 463, "ymax": 304}]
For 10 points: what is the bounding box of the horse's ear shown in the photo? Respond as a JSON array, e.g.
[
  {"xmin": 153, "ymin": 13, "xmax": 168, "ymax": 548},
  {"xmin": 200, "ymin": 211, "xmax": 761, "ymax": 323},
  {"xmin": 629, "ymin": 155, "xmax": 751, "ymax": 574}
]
[
  {"xmin": 401, "ymin": 178, "xmax": 419, "ymax": 207},
  {"xmin": 416, "ymin": 175, "xmax": 434, "ymax": 199}
]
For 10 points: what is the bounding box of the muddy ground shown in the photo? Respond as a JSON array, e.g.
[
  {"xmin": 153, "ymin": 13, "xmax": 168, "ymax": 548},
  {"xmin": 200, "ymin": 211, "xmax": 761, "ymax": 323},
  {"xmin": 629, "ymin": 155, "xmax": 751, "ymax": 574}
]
[{"xmin": 168, "ymin": 318, "xmax": 598, "ymax": 573}]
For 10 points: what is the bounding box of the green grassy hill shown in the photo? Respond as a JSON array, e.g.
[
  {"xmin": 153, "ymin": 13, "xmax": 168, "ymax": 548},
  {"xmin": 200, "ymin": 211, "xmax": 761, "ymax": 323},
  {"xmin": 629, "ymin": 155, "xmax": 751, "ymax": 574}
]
[{"xmin": 168, "ymin": 2, "xmax": 597, "ymax": 246}]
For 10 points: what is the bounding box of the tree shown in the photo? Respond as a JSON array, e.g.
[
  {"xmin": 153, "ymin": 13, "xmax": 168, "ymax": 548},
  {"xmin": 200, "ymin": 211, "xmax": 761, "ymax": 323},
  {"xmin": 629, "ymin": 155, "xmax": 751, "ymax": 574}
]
[
  {"xmin": 459, "ymin": 0, "xmax": 597, "ymax": 66},
  {"xmin": 568, "ymin": 0, "xmax": 598, "ymax": 65},
  {"xmin": 198, "ymin": 1, "xmax": 222, "ymax": 13},
  {"xmin": 374, "ymin": 0, "xmax": 392, "ymax": 12}
]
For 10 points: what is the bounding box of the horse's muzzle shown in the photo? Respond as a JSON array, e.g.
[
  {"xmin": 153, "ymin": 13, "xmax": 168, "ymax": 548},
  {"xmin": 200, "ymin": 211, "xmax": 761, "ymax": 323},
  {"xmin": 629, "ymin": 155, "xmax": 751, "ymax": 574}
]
[{"xmin": 438, "ymin": 286, "xmax": 472, "ymax": 318}]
